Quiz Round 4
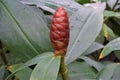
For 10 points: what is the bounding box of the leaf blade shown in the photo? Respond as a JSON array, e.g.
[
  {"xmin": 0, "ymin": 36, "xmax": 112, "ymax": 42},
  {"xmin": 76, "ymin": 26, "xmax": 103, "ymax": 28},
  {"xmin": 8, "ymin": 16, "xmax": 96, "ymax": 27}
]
[
  {"xmin": 66, "ymin": 8, "xmax": 103, "ymax": 64},
  {"xmin": 99, "ymin": 37, "xmax": 120, "ymax": 59},
  {"xmin": 97, "ymin": 63, "xmax": 120, "ymax": 80},
  {"xmin": 0, "ymin": 66, "xmax": 5, "ymax": 80},
  {"xmin": 6, "ymin": 52, "xmax": 53, "ymax": 80},
  {"xmin": 8, "ymin": 64, "xmax": 32, "ymax": 80},
  {"xmin": 30, "ymin": 54, "xmax": 61, "ymax": 80},
  {"xmin": 83, "ymin": 42, "xmax": 104, "ymax": 55},
  {"xmin": 0, "ymin": 0, "xmax": 52, "ymax": 61},
  {"xmin": 67, "ymin": 61, "xmax": 96, "ymax": 80}
]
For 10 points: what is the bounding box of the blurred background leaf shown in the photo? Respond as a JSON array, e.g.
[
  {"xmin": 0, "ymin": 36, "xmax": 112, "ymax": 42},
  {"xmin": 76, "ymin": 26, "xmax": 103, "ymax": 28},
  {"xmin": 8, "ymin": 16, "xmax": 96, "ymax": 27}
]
[
  {"xmin": 99, "ymin": 37, "xmax": 120, "ymax": 59},
  {"xmin": 8, "ymin": 64, "xmax": 32, "ymax": 80},
  {"xmin": 97, "ymin": 63, "xmax": 120, "ymax": 80},
  {"xmin": 67, "ymin": 61, "xmax": 97, "ymax": 80},
  {"xmin": 79, "ymin": 56, "xmax": 104, "ymax": 71},
  {"xmin": 0, "ymin": 65, "xmax": 5, "ymax": 80},
  {"xmin": 83, "ymin": 42, "xmax": 104, "ymax": 55},
  {"xmin": 6, "ymin": 52, "xmax": 53, "ymax": 80}
]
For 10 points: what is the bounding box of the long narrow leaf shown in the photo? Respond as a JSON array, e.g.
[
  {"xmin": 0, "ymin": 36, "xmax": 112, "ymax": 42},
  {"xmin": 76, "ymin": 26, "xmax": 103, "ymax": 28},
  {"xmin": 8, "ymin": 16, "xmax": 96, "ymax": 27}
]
[
  {"xmin": 66, "ymin": 8, "xmax": 103, "ymax": 64},
  {"xmin": 99, "ymin": 37, "xmax": 120, "ymax": 59},
  {"xmin": 79, "ymin": 56, "xmax": 104, "ymax": 71},
  {"xmin": 83, "ymin": 42, "xmax": 104, "ymax": 55}
]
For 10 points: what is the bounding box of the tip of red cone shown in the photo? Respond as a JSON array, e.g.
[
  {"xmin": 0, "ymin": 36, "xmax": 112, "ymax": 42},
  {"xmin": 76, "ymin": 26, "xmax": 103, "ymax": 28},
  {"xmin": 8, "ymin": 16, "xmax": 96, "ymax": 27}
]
[
  {"xmin": 57, "ymin": 6, "xmax": 64, "ymax": 10},
  {"xmin": 55, "ymin": 6, "xmax": 67, "ymax": 17}
]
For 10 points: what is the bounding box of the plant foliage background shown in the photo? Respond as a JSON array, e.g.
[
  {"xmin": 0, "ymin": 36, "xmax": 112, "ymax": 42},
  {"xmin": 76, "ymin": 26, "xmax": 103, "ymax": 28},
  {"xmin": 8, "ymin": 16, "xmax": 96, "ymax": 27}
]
[{"xmin": 0, "ymin": 0, "xmax": 120, "ymax": 80}]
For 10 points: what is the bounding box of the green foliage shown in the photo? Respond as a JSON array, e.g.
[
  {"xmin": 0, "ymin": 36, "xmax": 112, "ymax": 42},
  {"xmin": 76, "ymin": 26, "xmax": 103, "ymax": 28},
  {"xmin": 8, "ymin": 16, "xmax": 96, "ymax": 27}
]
[
  {"xmin": 99, "ymin": 37, "xmax": 120, "ymax": 59},
  {"xmin": 104, "ymin": 10, "xmax": 119, "ymax": 17},
  {"xmin": 0, "ymin": 0, "xmax": 120, "ymax": 80},
  {"xmin": 75, "ymin": 0, "xmax": 91, "ymax": 4},
  {"xmin": 0, "ymin": 66, "xmax": 5, "ymax": 80},
  {"xmin": 8, "ymin": 64, "xmax": 32, "ymax": 80},
  {"xmin": 66, "ymin": 8, "xmax": 103, "ymax": 64},
  {"xmin": 97, "ymin": 63, "xmax": 120, "ymax": 80},
  {"xmin": 80, "ymin": 56, "xmax": 104, "ymax": 71},
  {"xmin": 67, "ymin": 61, "xmax": 96, "ymax": 80},
  {"xmin": 0, "ymin": 0, "xmax": 53, "ymax": 62},
  {"xmin": 30, "ymin": 54, "xmax": 60, "ymax": 80}
]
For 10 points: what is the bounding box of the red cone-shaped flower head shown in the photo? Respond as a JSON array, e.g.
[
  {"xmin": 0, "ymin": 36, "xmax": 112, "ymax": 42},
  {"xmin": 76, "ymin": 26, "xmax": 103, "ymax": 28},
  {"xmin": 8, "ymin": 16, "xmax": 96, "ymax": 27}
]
[{"xmin": 50, "ymin": 6, "xmax": 69, "ymax": 56}]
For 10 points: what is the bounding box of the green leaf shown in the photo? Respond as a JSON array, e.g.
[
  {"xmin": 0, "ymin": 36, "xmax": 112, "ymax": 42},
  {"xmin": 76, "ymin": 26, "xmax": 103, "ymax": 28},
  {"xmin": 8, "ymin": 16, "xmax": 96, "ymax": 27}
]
[
  {"xmin": 21, "ymin": 0, "xmax": 82, "ymax": 16},
  {"xmin": 79, "ymin": 56, "xmax": 104, "ymax": 71},
  {"xmin": 16, "ymin": 52, "xmax": 53, "ymax": 71},
  {"xmin": 30, "ymin": 53, "xmax": 61, "ymax": 80},
  {"xmin": 102, "ymin": 24, "xmax": 117, "ymax": 40},
  {"xmin": 0, "ymin": 65, "xmax": 5, "ymax": 80},
  {"xmin": 20, "ymin": 0, "xmax": 83, "ymax": 15},
  {"xmin": 97, "ymin": 63, "xmax": 120, "ymax": 80},
  {"xmin": 95, "ymin": 31, "xmax": 105, "ymax": 44},
  {"xmin": 84, "ymin": 2, "xmax": 106, "ymax": 10},
  {"xmin": 109, "ymin": 17, "xmax": 120, "ymax": 36},
  {"xmin": 6, "ymin": 52, "xmax": 53, "ymax": 80},
  {"xmin": 115, "ymin": 50, "xmax": 120, "ymax": 60},
  {"xmin": 66, "ymin": 8, "xmax": 103, "ymax": 64},
  {"xmin": 99, "ymin": 37, "xmax": 120, "ymax": 59},
  {"xmin": 95, "ymin": 24, "xmax": 117, "ymax": 44},
  {"xmin": 31, "ymin": 6, "xmax": 48, "ymax": 25},
  {"xmin": 75, "ymin": 0, "xmax": 91, "ymax": 4},
  {"xmin": 67, "ymin": 61, "xmax": 96, "ymax": 80},
  {"xmin": 0, "ymin": 0, "xmax": 52, "ymax": 62},
  {"xmin": 8, "ymin": 64, "xmax": 32, "ymax": 80},
  {"xmin": 111, "ymin": 64, "xmax": 120, "ymax": 80},
  {"xmin": 83, "ymin": 42, "xmax": 104, "ymax": 55},
  {"xmin": 98, "ymin": 0, "xmax": 107, "ymax": 2},
  {"xmin": 104, "ymin": 10, "xmax": 118, "ymax": 17}
]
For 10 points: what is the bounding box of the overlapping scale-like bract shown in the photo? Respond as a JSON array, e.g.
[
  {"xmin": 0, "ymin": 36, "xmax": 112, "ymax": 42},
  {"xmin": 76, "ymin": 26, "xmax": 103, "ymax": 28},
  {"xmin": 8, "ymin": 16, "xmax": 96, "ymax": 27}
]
[{"xmin": 50, "ymin": 6, "xmax": 69, "ymax": 56}]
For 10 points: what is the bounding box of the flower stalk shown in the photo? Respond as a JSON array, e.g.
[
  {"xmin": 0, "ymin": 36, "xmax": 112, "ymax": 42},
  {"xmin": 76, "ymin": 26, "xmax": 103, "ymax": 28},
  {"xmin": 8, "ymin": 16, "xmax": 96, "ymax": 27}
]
[{"xmin": 60, "ymin": 57, "xmax": 69, "ymax": 80}]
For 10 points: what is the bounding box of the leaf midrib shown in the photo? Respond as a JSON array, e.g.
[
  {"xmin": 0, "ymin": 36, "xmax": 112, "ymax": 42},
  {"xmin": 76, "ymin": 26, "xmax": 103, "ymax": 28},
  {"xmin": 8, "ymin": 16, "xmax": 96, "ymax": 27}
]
[{"xmin": 0, "ymin": 0, "xmax": 39, "ymax": 55}]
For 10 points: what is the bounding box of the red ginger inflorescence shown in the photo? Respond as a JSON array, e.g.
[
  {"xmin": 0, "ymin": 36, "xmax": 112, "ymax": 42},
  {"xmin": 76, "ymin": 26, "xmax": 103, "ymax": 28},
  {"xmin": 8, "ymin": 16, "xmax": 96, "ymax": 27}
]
[{"xmin": 50, "ymin": 6, "xmax": 69, "ymax": 56}]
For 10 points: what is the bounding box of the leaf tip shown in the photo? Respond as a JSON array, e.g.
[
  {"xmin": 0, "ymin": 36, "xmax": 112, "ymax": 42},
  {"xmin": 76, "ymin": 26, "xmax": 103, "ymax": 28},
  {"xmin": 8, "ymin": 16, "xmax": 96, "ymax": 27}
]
[
  {"xmin": 104, "ymin": 32, "xmax": 109, "ymax": 40},
  {"xmin": 99, "ymin": 53, "xmax": 104, "ymax": 60}
]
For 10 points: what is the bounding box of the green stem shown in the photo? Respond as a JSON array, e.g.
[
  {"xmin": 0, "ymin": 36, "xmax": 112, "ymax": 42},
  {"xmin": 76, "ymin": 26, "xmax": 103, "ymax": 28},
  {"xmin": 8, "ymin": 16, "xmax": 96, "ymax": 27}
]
[
  {"xmin": 0, "ymin": 41, "xmax": 8, "ymax": 65},
  {"xmin": 60, "ymin": 57, "xmax": 69, "ymax": 80}
]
